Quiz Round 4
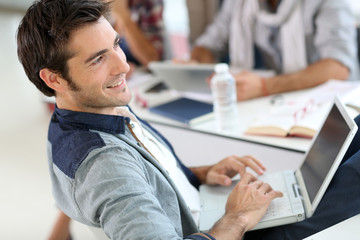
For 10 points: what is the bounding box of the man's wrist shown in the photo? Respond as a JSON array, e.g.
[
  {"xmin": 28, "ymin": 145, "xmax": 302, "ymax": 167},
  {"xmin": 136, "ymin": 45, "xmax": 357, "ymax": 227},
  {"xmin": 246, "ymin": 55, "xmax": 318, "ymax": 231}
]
[
  {"xmin": 260, "ymin": 77, "xmax": 269, "ymax": 96},
  {"xmin": 208, "ymin": 214, "xmax": 248, "ymax": 240},
  {"xmin": 190, "ymin": 166, "xmax": 212, "ymax": 184}
]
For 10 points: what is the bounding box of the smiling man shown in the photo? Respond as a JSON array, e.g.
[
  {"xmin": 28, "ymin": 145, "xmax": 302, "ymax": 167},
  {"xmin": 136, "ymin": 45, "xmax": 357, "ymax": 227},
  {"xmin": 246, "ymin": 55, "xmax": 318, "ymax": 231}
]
[
  {"xmin": 16, "ymin": 0, "xmax": 360, "ymax": 239},
  {"xmin": 16, "ymin": 0, "xmax": 282, "ymax": 239}
]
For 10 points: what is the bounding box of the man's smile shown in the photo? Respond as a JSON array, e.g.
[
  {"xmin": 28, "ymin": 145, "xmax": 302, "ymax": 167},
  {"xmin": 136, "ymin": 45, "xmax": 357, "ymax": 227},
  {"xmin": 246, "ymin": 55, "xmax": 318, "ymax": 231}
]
[
  {"xmin": 108, "ymin": 80, "xmax": 123, "ymax": 88},
  {"xmin": 107, "ymin": 77, "xmax": 127, "ymax": 89}
]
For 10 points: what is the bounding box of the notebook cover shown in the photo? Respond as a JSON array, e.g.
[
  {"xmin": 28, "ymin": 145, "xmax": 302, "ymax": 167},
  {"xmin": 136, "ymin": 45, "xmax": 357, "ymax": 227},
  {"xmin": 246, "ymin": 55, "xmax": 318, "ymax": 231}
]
[{"xmin": 149, "ymin": 97, "xmax": 213, "ymax": 125}]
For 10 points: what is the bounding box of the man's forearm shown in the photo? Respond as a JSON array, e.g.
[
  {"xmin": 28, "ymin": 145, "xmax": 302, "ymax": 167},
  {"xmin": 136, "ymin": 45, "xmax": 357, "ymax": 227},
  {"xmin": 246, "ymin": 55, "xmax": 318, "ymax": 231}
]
[
  {"xmin": 266, "ymin": 58, "xmax": 349, "ymax": 95},
  {"xmin": 208, "ymin": 213, "xmax": 248, "ymax": 240},
  {"xmin": 121, "ymin": 17, "xmax": 160, "ymax": 66},
  {"xmin": 112, "ymin": 2, "xmax": 160, "ymax": 67}
]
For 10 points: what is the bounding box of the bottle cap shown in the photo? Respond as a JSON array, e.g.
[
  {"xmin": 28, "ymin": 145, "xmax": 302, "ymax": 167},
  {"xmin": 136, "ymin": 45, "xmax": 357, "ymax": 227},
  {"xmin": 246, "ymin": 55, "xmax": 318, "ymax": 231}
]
[{"xmin": 214, "ymin": 63, "xmax": 229, "ymax": 73}]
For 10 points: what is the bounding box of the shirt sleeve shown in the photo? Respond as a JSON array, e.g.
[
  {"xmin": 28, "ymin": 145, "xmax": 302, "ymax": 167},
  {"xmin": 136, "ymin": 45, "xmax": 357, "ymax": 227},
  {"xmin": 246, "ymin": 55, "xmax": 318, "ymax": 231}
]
[
  {"xmin": 73, "ymin": 146, "xmax": 185, "ymax": 239},
  {"xmin": 312, "ymin": 0, "xmax": 359, "ymax": 80},
  {"xmin": 73, "ymin": 145, "xmax": 219, "ymax": 239},
  {"xmin": 185, "ymin": 232, "xmax": 216, "ymax": 240},
  {"xmin": 194, "ymin": 0, "xmax": 232, "ymax": 58}
]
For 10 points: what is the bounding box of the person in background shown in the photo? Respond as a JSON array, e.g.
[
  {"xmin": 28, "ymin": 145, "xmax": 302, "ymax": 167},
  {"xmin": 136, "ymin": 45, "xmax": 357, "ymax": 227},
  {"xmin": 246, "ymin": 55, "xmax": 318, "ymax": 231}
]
[
  {"xmin": 185, "ymin": 0, "xmax": 221, "ymax": 47},
  {"xmin": 110, "ymin": 0, "xmax": 164, "ymax": 76},
  {"xmin": 191, "ymin": 0, "xmax": 359, "ymax": 101}
]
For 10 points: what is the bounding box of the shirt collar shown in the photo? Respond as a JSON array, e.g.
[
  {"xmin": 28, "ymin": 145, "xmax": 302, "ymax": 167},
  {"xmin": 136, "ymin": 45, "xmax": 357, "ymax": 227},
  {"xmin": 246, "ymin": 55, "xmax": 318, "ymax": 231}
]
[{"xmin": 53, "ymin": 106, "xmax": 131, "ymax": 134}]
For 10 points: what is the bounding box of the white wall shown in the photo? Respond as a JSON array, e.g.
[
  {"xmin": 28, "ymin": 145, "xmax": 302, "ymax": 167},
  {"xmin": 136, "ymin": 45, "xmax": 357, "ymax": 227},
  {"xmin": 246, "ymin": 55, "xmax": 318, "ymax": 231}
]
[
  {"xmin": 163, "ymin": 0, "xmax": 190, "ymax": 60},
  {"xmin": 163, "ymin": 0, "xmax": 189, "ymax": 36},
  {"xmin": 350, "ymin": 0, "xmax": 360, "ymax": 24},
  {"xmin": 0, "ymin": 0, "xmax": 32, "ymax": 10}
]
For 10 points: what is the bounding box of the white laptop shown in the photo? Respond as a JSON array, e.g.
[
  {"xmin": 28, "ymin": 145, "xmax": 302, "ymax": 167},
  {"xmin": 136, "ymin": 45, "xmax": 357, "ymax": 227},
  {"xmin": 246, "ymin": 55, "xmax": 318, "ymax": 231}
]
[
  {"xmin": 199, "ymin": 96, "xmax": 358, "ymax": 231},
  {"xmin": 148, "ymin": 61, "xmax": 275, "ymax": 96},
  {"xmin": 148, "ymin": 61, "xmax": 215, "ymax": 94}
]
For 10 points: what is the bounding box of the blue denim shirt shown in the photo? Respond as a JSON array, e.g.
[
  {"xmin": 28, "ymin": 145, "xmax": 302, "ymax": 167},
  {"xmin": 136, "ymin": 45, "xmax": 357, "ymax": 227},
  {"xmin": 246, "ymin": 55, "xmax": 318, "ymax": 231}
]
[{"xmin": 47, "ymin": 106, "xmax": 213, "ymax": 240}]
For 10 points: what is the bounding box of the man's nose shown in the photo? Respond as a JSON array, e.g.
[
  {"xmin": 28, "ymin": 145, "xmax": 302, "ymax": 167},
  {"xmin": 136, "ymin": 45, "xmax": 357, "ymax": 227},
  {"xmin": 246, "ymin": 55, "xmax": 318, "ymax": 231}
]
[{"xmin": 111, "ymin": 49, "xmax": 130, "ymax": 75}]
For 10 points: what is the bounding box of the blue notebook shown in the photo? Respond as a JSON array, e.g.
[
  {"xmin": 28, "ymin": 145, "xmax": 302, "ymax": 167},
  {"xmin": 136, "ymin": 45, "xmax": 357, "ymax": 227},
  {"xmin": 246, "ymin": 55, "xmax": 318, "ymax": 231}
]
[{"xmin": 149, "ymin": 97, "xmax": 214, "ymax": 125}]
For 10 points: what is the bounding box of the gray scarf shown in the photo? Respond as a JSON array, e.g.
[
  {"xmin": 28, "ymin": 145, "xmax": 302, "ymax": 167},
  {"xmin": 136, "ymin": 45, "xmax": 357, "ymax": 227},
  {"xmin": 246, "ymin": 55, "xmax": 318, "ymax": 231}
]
[{"xmin": 230, "ymin": 0, "xmax": 307, "ymax": 73}]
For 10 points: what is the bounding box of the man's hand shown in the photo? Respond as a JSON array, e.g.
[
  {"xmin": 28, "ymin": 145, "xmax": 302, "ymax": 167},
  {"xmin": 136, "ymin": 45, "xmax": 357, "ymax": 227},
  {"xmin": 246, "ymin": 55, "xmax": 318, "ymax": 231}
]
[
  {"xmin": 226, "ymin": 172, "xmax": 283, "ymax": 230},
  {"xmin": 206, "ymin": 155, "xmax": 266, "ymax": 186},
  {"xmin": 209, "ymin": 172, "xmax": 283, "ymax": 239},
  {"xmin": 190, "ymin": 155, "xmax": 266, "ymax": 186},
  {"xmin": 233, "ymin": 71, "xmax": 264, "ymax": 101},
  {"xmin": 190, "ymin": 46, "xmax": 215, "ymax": 63}
]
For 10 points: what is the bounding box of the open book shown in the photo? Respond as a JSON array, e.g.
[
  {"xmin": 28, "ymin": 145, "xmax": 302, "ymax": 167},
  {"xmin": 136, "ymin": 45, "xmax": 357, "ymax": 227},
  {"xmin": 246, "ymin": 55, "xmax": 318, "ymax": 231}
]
[
  {"xmin": 245, "ymin": 100, "xmax": 330, "ymax": 138},
  {"xmin": 245, "ymin": 80, "xmax": 360, "ymax": 138}
]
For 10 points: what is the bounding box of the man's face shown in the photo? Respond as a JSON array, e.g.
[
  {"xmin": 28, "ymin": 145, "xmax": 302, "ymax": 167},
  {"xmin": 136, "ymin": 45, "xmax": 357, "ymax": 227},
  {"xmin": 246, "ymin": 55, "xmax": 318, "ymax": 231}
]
[{"xmin": 63, "ymin": 16, "xmax": 131, "ymax": 115}]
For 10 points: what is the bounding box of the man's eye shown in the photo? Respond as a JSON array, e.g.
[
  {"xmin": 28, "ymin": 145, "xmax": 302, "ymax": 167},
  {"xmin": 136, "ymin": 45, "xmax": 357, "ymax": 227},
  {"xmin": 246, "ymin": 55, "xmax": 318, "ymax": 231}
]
[
  {"xmin": 114, "ymin": 38, "xmax": 123, "ymax": 48},
  {"xmin": 92, "ymin": 56, "xmax": 103, "ymax": 65}
]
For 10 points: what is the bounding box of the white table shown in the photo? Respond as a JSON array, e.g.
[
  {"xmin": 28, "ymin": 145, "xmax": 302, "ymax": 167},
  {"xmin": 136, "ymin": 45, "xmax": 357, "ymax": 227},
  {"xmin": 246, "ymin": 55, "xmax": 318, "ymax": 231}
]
[
  {"xmin": 129, "ymin": 72, "xmax": 360, "ymax": 153},
  {"xmin": 127, "ymin": 71, "xmax": 310, "ymax": 170},
  {"xmin": 129, "ymin": 78, "xmax": 311, "ymax": 152},
  {"xmin": 303, "ymin": 214, "xmax": 360, "ymax": 240}
]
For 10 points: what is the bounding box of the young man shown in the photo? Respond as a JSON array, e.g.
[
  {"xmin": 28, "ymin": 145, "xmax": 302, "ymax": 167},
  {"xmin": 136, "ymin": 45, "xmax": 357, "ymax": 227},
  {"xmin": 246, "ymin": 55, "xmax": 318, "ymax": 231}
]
[
  {"xmin": 17, "ymin": 0, "xmax": 360, "ymax": 239},
  {"xmin": 17, "ymin": 0, "xmax": 281, "ymax": 239},
  {"xmin": 191, "ymin": 0, "xmax": 359, "ymax": 101}
]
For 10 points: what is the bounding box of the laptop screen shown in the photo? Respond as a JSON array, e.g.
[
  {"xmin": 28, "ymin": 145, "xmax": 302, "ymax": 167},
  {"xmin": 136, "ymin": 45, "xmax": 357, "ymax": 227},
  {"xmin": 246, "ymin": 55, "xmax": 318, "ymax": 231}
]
[
  {"xmin": 300, "ymin": 103, "xmax": 351, "ymax": 203},
  {"xmin": 148, "ymin": 61, "xmax": 214, "ymax": 94}
]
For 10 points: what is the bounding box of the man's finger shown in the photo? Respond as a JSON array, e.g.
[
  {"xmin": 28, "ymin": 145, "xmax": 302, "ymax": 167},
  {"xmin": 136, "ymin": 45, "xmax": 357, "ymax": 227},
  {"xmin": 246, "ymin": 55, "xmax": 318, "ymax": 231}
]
[
  {"xmin": 210, "ymin": 172, "xmax": 232, "ymax": 186},
  {"xmin": 258, "ymin": 182, "xmax": 284, "ymax": 199},
  {"xmin": 232, "ymin": 155, "xmax": 266, "ymax": 176},
  {"xmin": 239, "ymin": 172, "xmax": 257, "ymax": 184}
]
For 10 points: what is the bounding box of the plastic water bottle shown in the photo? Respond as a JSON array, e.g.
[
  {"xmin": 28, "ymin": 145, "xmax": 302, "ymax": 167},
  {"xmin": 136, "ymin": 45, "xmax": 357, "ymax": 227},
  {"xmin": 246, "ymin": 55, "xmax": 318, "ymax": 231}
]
[{"xmin": 211, "ymin": 63, "xmax": 238, "ymax": 131}]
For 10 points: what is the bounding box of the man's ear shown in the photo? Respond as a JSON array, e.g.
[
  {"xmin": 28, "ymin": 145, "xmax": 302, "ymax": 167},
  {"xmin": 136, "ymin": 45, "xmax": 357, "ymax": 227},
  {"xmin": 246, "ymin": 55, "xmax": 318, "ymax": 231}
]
[{"xmin": 39, "ymin": 68, "xmax": 67, "ymax": 93}]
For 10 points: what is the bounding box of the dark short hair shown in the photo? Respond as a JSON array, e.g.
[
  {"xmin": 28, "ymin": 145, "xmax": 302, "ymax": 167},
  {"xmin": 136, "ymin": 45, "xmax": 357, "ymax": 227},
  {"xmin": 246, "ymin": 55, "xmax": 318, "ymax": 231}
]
[{"xmin": 17, "ymin": 0, "xmax": 110, "ymax": 96}]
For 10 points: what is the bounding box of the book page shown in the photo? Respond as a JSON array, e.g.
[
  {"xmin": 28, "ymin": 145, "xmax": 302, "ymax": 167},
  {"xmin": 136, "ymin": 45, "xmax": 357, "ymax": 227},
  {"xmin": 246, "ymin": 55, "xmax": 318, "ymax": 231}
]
[
  {"xmin": 245, "ymin": 80, "xmax": 360, "ymax": 138},
  {"xmin": 245, "ymin": 98, "xmax": 330, "ymax": 138},
  {"xmin": 245, "ymin": 103, "xmax": 303, "ymax": 137},
  {"xmin": 303, "ymin": 79, "xmax": 360, "ymax": 105},
  {"xmin": 289, "ymin": 103, "xmax": 331, "ymax": 138}
]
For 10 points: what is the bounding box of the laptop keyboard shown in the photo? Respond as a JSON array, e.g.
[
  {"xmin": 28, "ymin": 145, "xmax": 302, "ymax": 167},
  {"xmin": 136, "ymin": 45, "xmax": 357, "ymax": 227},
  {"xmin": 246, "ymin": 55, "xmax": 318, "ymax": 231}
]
[
  {"xmin": 199, "ymin": 170, "xmax": 304, "ymax": 230},
  {"xmin": 259, "ymin": 172, "xmax": 294, "ymax": 220}
]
